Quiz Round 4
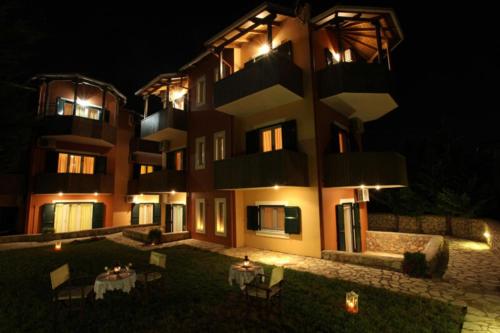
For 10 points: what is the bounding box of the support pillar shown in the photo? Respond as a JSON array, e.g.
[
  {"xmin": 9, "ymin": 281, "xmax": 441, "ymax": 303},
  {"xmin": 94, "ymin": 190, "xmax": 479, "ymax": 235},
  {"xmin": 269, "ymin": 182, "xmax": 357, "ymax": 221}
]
[{"xmin": 143, "ymin": 95, "xmax": 149, "ymax": 118}]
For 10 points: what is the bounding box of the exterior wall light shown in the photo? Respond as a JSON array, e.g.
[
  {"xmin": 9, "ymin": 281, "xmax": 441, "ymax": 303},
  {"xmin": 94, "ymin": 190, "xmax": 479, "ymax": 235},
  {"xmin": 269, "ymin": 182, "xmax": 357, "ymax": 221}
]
[
  {"xmin": 170, "ymin": 190, "xmax": 176, "ymax": 194},
  {"xmin": 58, "ymin": 192, "xmax": 63, "ymax": 196},
  {"xmin": 258, "ymin": 43, "xmax": 271, "ymax": 56},
  {"xmin": 273, "ymin": 185, "xmax": 279, "ymax": 190},
  {"xmin": 346, "ymin": 291, "xmax": 359, "ymax": 314},
  {"xmin": 375, "ymin": 185, "xmax": 381, "ymax": 191},
  {"xmin": 94, "ymin": 192, "xmax": 98, "ymax": 196}
]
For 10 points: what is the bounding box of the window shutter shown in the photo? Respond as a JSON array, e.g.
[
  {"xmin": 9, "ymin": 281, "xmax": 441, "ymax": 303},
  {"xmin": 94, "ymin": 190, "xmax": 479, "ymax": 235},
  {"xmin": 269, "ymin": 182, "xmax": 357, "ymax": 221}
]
[
  {"xmin": 330, "ymin": 124, "xmax": 341, "ymax": 153},
  {"xmin": 92, "ymin": 203, "xmax": 104, "ymax": 229},
  {"xmin": 246, "ymin": 206, "xmax": 260, "ymax": 230},
  {"xmin": 95, "ymin": 156, "xmax": 107, "ymax": 174},
  {"xmin": 182, "ymin": 205, "xmax": 186, "ymax": 231},
  {"xmin": 133, "ymin": 164, "xmax": 141, "ymax": 179},
  {"xmin": 45, "ymin": 151, "xmax": 59, "ymax": 173},
  {"xmin": 336, "ymin": 204, "xmax": 346, "ymax": 251},
  {"xmin": 165, "ymin": 204, "xmax": 172, "ymax": 232},
  {"xmin": 281, "ymin": 120, "xmax": 297, "ymax": 151},
  {"xmin": 284, "ymin": 206, "xmax": 301, "ymax": 234},
  {"xmin": 153, "ymin": 165, "xmax": 162, "ymax": 172},
  {"xmin": 131, "ymin": 204, "xmax": 140, "ymax": 225},
  {"xmin": 245, "ymin": 129, "xmax": 260, "ymax": 154},
  {"xmin": 153, "ymin": 203, "xmax": 161, "ymax": 224},
  {"xmin": 352, "ymin": 203, "xmax": 362, "ymax": 253},
  {"xmin": 104, "ymin": 110, "xmax": 110, "ymax": 123},
  {"xmin": 166, "ymin": 151, "xmax": 174, "ymax": 170},
  {"xmin": 41, "ymin": 204, "xmax": 55, "ymax": 233}
]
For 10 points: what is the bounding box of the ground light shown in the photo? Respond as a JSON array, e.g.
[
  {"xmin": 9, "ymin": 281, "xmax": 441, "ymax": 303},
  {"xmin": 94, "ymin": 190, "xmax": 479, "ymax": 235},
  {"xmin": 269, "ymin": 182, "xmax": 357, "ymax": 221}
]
[
  {"xmin": 346, "ymin": 291, "xmax": 359, "ymax": 314},
  {"xmin": 54, "ymin": 241, "xmax": 62, "ymax": 251}
]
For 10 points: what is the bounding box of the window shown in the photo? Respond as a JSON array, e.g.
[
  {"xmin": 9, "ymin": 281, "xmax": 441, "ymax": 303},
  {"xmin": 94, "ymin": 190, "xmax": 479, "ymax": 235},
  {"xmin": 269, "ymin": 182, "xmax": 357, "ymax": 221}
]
[
  {"xmin": 196, "ymin": 76, "xmax": 206, "ymax": 105},
  {"xmin": 195, "ymin": 198, "xmax": 205, "ymax": 233},
  {"xmin": 214, "ymin": 198, "xmax": 226, "ymax": 236},
  {"xmin": 140, "ymin": 165, "xmax": 154, "ymax": 175},
  {"xmin": 339, "ymin": 132, "xmax": 346, "ymax": 153},
  {"xmin": 213, "ymin": 131, "xmax": 225, "ymax": 161},
  {"xmin": 57, "ymin": 153, "xmax": 94, "ymax": 174},
  {"xmin": 261, "ymin": 126, "xmax": 283, "ymax": 152},
  {"xmin": 56, "ymin": 98, "xmax": 102, "ymax": 120},
  {"xmin": 260, "ymin": 206, "xmax": 285, "ymax": 232},
  {"xmin": 175, "ymin": 151, "xmax": 183, "ymax": 171},
  {"xmin": 139, "ymin": 203, "xmax": 154, "ymax": 224},
  {"xmin": 195, "ymin": 137, "xmax": 206, "ymax": 170},
  {"xmin": 54, "ymin": 203, "xmax": 93, "ymax": 233}
]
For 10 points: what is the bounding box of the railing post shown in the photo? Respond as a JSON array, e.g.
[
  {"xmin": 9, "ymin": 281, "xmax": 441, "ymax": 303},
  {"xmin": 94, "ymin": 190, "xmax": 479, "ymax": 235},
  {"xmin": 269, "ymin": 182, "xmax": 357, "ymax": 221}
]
[
  {"xmin": 374, "ymin": 21, "xmax": 383, "ymax": 65},
  {"xmin": 101, "ymin": 87, "xmax": 107, "ymax": 123},
  {"xmin": 72, "ymin": 80, "xmax": 79, "ymax": 116},
  {"xmin": 143, "ymin": 95, "xmax": 149, "ymax": 118}
]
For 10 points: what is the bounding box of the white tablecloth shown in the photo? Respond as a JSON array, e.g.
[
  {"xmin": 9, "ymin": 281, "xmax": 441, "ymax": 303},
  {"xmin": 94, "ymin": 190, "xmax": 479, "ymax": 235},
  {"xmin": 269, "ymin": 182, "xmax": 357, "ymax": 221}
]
[
  {"xmin": 94, "ymin": 270, "xmax": 136, "ymax": 300},
  {"xmin": 228, "ymin": 263, "xmax": 264, "ymax": 290}
]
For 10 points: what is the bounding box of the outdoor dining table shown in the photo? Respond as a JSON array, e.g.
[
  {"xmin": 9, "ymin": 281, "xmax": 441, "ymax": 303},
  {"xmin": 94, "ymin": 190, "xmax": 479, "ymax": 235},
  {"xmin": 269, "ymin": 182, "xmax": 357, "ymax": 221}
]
[
  {"xmin": 94, "ymin": 269, "xmax": 137, "ymax": 300},
  {"xmin": 228, "ymin": 263, "xmax": 264, "ymax": 290}
]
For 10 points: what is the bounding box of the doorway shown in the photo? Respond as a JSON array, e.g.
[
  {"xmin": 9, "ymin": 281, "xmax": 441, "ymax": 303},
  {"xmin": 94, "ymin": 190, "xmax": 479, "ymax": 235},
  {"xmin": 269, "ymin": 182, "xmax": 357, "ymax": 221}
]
[
  {"xmin": 335, "ymin": 203, "xmax": 361, "ymax": 252},
  {"xmin": 165, "ymin": 204, "xmax": 186, "ymax": 233}
]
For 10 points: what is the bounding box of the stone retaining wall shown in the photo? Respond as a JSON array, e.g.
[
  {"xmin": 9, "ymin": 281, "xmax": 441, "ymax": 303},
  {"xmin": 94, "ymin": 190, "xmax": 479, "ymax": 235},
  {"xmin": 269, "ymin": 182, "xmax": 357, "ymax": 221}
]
[
  {"xmin": 122, "ymin": 227, "xmax": 190, "ymax": 244},
  {"xmin": 368, "ymin": 213, "xmax": 490, "ymax": 242},
  {"xmin": 366, "ymin": 231, "xmax": 433, "ymax": 254}
]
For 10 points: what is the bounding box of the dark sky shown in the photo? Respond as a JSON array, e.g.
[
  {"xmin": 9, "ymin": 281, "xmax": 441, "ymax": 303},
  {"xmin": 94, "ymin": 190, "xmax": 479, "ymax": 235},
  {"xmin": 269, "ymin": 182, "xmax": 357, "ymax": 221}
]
[{"xmin": 6, "ymin": 0, "xmax": 500, "ymax": 148}]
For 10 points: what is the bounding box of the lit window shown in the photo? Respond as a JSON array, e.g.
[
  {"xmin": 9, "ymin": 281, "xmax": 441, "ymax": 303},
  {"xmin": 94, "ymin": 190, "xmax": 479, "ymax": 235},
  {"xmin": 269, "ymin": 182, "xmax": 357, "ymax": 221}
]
[
  {"xmin": 195, "ymin": 198, "xmax": 205, "ymax": 233},
  {"xmin": 214, "ymin": 131, "xmax": 225, "ymax": 161},
  {"xmin": 260, "ymin": 206, "xmax": 285, "ymax": 232},
  {"xmin": 139, "ymin": 203, "xmax": 154, "ymax": 224},
  {"xmin": 56, "ymin": 98, "xmax": 102, "ymax": 120},
  {"xmin": 54, "ymin": 203, "xmax": 93, "ymax": 233},
  {"xmin": 261, "ymin": 126, "xmax": 283, "ymax": 152},
  {"xmin": 57, "ymin": 153, "xmax": 95, "ymax": 174},
  {"xmin": 214, "ymin": 198, "xmax": 226, "ymax": 236},
  {"xmin": 196, "ymin": 76, "xmax": 206, "ymax": 105},
  {"xmin": 195, "ymin": 137, "xmax": 206, "ymax": 170},
  {"xmin": 175, "ymin": 151, "xmax": 183, "ymax": 171},
  {"xmin": 140, "ymin": 165, "xmax": 154, "ymax": 175}
]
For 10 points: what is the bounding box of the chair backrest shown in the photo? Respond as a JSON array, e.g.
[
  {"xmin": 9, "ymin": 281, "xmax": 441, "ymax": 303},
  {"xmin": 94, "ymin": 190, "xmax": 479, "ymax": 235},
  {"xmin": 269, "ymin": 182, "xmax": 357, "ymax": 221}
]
[
  {"xmin": 50, "ymin": 264, "xmax": 70, "ymax": 290},
  {"xmin": 150, "ymin": 251, "xmax": 166, "ymax": 268},
  {"xmin": 269, "ymin": 266, "xmax": 284, "ymax": 288}
]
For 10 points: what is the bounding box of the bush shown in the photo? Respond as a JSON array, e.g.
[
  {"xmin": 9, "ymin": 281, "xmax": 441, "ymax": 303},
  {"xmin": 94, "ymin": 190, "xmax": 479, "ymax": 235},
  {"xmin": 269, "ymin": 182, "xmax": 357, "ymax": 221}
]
[
  {"xmin": 147, "ymin": 228, "xmax": 162, "ymax": 245},
  {"xmin": 402, "ymin": 252, "xmax": 427, "ymax": 277},
  {"xmin": 432, "ymin": 240, "xmax": 450, "ymax": 278}
]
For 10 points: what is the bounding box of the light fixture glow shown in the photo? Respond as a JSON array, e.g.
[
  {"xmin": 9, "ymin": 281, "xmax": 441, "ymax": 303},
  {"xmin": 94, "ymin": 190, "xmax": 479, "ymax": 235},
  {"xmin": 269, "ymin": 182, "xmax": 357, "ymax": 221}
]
[
  {"xmin": 58, "ymin": 192, "xmax": 63, "ymax": 196},
  {"xmin": 375, "ymin": 185, "xmax": 381, "ymax": 191},
  {"xmin": 170, "ymin": 190, "xmax": 176, "ymax": 194},
  {"xmin": 360, "ymin": 184, "xmax": 365, "ymax": 189},
  {"xmin": 484, "ymin": 231, "xmax": 491, "ymax": 239},
  {"xmin": 76, "ymin": 98, "xmax": 90, "ymax": 107},
  {"xmin": 273, "ymin": 185, "xmax": 279, "ymax": 190},
  {"xmin": 258, "ymin": 43, "xmax": 271, "ymax": 56},
  {"xmin": 171, "ymin": 89, "xmax": 186, "ymax": 101},
  {"xmin": 330, "ymin": 49, "xmax": 341, "ymax": 62},
  {"xmin": 140, "ymin": 193, "xmax": 144, "ymax": 197},
  {"xmin": 94, "ymin": 192, "xmax": 98, "ymax": 196},
  {"xmin": 54, "ymin": 241, "xmax": 62, "ymax": 251}
]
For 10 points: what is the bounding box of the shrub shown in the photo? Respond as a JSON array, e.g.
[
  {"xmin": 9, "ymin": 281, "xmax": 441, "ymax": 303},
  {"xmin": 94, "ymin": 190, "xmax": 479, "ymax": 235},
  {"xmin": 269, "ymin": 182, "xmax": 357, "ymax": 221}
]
[
  {"xmin": 432, "ymin": 240, "xmax": 450, "ymax": 278},
  {"xmin": 402, "ymin": 252, "xmax": 427, "ymax": 277},
  {"xmin": 147, "ymin": 228, "xmax": 162, "ymax": 245}
]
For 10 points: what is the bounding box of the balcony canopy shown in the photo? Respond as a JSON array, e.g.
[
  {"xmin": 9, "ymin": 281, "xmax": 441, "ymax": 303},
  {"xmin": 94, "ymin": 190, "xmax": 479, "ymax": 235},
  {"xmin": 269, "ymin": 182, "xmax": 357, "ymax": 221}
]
[
  {"xmin": 135, "ymin": 73, "xmax": 188, "ymax": 98},
  {"xmin": 312, "ymin": 6, "xmax": 403, "ymax": 63}
]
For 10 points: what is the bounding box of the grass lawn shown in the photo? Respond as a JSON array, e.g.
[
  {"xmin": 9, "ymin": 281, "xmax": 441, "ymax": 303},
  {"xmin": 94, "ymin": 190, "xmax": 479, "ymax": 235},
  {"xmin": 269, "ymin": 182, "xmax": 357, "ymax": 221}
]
[{"xmin": 0, "ymin": 239, "xmax": 464, "ymax": 332}]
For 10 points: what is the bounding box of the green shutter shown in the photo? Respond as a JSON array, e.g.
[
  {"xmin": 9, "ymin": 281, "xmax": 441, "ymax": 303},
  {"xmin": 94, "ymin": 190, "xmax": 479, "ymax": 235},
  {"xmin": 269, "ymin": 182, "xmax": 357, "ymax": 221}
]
[
  {"xmin": 284, "ymin": 206, "xmax": 301, "ymax": 234},
  {"xmin": 166, "ymin": 152, "xmax": 175, "ymax": 170},
  {"xmin": 165, "ymin": 204, "xmax": 172, "ymax": 231},
  {"xmin": 45, "ymin": 151, "xmax": 59, "ymax": 173},
  {"xmin": 246, "ymin": 206, "xmax": 259, "ymax": 230},
  {"xmin": 182, "ymin": 205, "xmax": 187, "ymax": 231},
  {"xmin": 245, "ymin": 130, "xmax": 260, "ymax": 154},
  {"xmin": 281, "ymin": 120, "xmax": 297, "ymax": 151},
  {"xmin": 41, "ymin": 204, "xmax": 55, "ymax": 233},
  {"xmin": 131, "ymin": 204, "xmax": 139, "ymax": 225},
  {"xmin": 336, "ymin": 204, "xmax": 346, "ymax": 251},
  {"xmin": 352, "ymin": 203, "xmax": 362, "ymax": 253},
  {"xmin": 95, "ymin": 156, "xmax": 107, "ymax": 174},
  {"xmin": 153, "ymin": 203, "xmax": 161, "ymax": 224},
  {"xmin": 92, "ymin": 203, "xmax": 104, "ymax": 229}
]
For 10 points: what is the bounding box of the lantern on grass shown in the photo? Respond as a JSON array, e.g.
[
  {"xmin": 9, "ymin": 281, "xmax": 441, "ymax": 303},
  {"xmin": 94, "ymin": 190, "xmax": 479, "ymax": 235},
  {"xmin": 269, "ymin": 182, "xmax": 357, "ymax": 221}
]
[
  {"xmin": 346, "ymin": 291, "xmax": 359, "ymax": 314},
  {"xmin": 243, "ymin": 255, "xmax": 250, "ymax": 267},
  {"xmin": 54, "ymin": 241, "xmax": 62, "ymax": 251}
]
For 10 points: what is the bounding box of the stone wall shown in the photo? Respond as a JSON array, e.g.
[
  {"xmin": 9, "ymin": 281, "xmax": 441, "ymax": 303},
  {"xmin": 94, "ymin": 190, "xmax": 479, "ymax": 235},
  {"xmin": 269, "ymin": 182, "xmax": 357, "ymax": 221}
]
[
  {"xmin": 366, "ymin": 231, "xmax": 433, "ymax": 254},
  {"xmin": 368, "ymin": 213, "xmax": 489, "ymax": 242},
  {"xmin": 122, "ymin": 227, "xmax": 190, "ymax": 244}
]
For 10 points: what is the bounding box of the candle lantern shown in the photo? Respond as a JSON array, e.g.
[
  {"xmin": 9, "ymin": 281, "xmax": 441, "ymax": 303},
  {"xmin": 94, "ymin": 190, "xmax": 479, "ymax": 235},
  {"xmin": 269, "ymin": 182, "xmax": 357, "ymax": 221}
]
[
  {"xmin": 243, "ymin": 255, "xmax": 250, "ymax": 267},
  {"xmin": 346, "ymin": 291, "xmax": 359, "ymax": 314},
  {"xmin": 54, "ymin": 241, "xmax": 62, "ymax": 251},
  {"xmin": 113, "ymin": 266, "xmax": 121, "ymax": 274}
]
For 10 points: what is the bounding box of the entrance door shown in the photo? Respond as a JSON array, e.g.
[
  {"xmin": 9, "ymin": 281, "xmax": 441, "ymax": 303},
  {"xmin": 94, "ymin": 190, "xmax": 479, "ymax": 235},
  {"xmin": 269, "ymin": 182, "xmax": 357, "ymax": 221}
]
[
  {"xmin": 165, "ymin": 204, "xmax": 185, "ymax": 233},
  {"xmin": 335, "ymin": 203, "xmax": 361, "ymax": 252}
]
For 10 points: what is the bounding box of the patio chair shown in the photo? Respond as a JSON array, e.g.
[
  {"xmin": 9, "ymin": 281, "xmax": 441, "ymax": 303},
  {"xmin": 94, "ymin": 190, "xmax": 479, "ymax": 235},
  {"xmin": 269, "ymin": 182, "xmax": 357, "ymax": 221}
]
[
  {"xmin": 50, "ymin": 264, "xmax": 93, "ymax": 323},
  {"xmin": 245, "ymin": 266, "xmax": 284, "ymax": 307},
  {"xmin": 135, "ymin": 251, "xmax": 166, "ymax": 297}
]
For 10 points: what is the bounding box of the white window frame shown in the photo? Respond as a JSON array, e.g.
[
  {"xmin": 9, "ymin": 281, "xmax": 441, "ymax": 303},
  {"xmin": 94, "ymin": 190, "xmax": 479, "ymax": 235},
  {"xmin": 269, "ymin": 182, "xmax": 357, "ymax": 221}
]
[
  {"xmin": 196, "ymin": 76, "xmax": 206, "ymax": 105},
  {"xmin": 214, "ymin": 198, "xmax": 227, "ymax": 237},
  {"xmin": 213, "ymin": 131, "xmax": 225, "ymax": 161},
  {"xmin": 195, "ymin": 136, "xmax": 206, "ymax": 170},
  {"xmin": 195, "ymin": 198, "xmax": 205, "ymax": 233}
]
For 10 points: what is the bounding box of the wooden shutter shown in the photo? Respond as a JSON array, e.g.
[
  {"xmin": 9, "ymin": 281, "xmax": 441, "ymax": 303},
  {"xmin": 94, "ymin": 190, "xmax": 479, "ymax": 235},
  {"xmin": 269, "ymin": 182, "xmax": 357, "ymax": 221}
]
[
  {"xmin": 153, "ymin": 165, "xmax": 162, "ymax": 172},
  {"xmin": 153, "ymin": 203, "xmax": 161, "ymax": 224},
  {"xmin": 166, "ymin": 151, "xmax": 175, "ymax": 170},
  {"xmin": 165, "ymin": 204, "xmax": 172, "ymax": 232},
  {"xmin": 95, "ymin": 156, "xmax": 107, "ymax": 174},
  {"xmin": 132, "ymin": 164, "xmax": 141, "ymax": 179},
  {"xmin": 284, "ymin": 206, "xmax": 301, "ymax": 234},
  {"xmin": 245, "ymin": 129, "xmax": 259, "ymax": 154},
  {"xmin": 281, "ymin": 120, "xmax": 297, "ymax": 151},
  {"xmin": 330, "ymin": 124, "xmax": 341, "ymax": 153},
  {"xmin": 246, "ymin": 206, "xmax": 260, "ymax": 230},
  {"xmin": 104, "ymin": 110, "xmax": 110, "ymax": 123},
  {"xmin": 41, "ymin": 204, "xmax": 55, "ymax": 233},
  {"xmin": 336, "ymin": 204, "xmax": 346, "ymax": 251},
  {"xmin": 352, "ymin": 203, "xmax": 362, "ymax": 253},
  {"xmin": 131, "ymin": 204, "xmax": 139, "ymax": 225},
  {"xmin": 45, "ymin": 151, "xmax": 59, "ymax": 173},
  {"xmin": 92, "ymin": 203, "xmax": 104, "ymax": 229}
]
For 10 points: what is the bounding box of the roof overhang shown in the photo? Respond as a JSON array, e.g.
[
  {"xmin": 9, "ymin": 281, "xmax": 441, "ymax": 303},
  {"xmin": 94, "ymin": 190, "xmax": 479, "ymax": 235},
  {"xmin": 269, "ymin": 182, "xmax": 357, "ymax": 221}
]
[{"xmin": 135, "ymin": 73, "xmax": 188, "ymax": 97}]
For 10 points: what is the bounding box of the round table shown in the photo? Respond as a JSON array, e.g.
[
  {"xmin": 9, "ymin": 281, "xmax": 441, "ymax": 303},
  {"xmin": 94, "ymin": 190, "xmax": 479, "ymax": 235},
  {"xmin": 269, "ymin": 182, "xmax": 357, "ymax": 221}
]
[
  {"xmin": 94, "ymin": 270, "xmax": 137, "ymax": 300},
  {"xmin": 228, "ymin": 263, "xmax": 264, "ymax": 290}
]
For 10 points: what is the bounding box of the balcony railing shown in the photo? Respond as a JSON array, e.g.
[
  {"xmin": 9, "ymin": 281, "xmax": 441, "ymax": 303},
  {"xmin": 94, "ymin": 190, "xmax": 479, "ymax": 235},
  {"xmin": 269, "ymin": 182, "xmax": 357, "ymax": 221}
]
[
  {"xmin": 129, "ymin": 138, "xmax": 160, "ymax": 155},
  {"xmin": 34, "ymin": 173, "xmax": 114, "ymax": 194},
  {"xmin": 140, "ymin": 108, "xmax": 187, "ymax": 143},
  {"xmin": 324, "ymin": 152, "xmax": 408, "ymax": 188},
  {"xmin": 214, "ymin": 150, "xmax": 309, "ymax": 189},
  {"xmin": 317, "ymin": 62, "xmax": 397, "ymax": 122},
  {"xmin": 37, "ymin": 115, "xmax": 116, "ymax": 146},
  {"xmin": 214, "ymin": 55, "xmax": 303, "ymax": 116},
  {"xmin": 129, "ymin": 169, "xmax": 186, "ymax": 194}
]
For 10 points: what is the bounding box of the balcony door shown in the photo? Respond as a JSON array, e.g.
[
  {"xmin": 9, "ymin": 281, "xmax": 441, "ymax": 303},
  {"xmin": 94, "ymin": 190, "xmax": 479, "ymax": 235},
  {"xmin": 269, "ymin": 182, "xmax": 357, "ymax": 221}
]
[
  {"xmin": 335, "ymin": 203, "xmax": 361, "ymax": 252},
  {"xmin": 165, "ymin": 204, "xmax": 186, "ymax": 233},
  {"xmin": 54, "ymin": 203, "xmax": 93, "ymax": 233}
]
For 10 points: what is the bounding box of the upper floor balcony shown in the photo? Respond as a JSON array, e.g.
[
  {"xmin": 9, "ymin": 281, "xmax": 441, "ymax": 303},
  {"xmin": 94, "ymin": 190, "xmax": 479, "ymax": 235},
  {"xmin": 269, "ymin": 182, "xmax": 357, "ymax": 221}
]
[
  {"xmin": 32, "ymin": 74, "xmax": 126, "ymax": 147},
  {"xmin": 140, "ymin": 109, "xmax": 187, "ymax": 145},
  {"xmin": 34, "ymin": 173, "xmax": 114, "ymax": 194},
  {"xmin": 311, "ymin": 6, "xmax": 404, "ymax": 122},
  {"xmin": 128, "ymin": 169, "xmax": 186, "ymax": 194}
]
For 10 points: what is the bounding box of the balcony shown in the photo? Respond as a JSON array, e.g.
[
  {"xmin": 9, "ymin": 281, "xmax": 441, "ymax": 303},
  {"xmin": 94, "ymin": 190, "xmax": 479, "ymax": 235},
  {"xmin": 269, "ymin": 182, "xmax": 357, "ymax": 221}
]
[
  {"xmin": 34, "ymin": 173, "xmax": 114, "ymax": 194},
  {"xmin": 214, "ymin": 55, "xmax": 303, "ymax": 117},
  {"xmin": 129, "ymin": 138, "xmax": 160, "ymax": 155},
  {"xmin": 140, "ymin": 109, "xmax": 187, "ymax": 146},
  {"xmin": 317, "ymin": 63, "xmax": 397, "ymax": 122},
  {"xmin": 214, "ymin": 150, "xmax": 309, "ymax": 190},
  {"xmin": 38, "ymin": 116, "xmax": 116, "ymax": 147},
  {"xmin": 129, "ymin": 169, "xmax": 186, "ymax": 194},
  {"xmin": 324, "ymin": 152, "xmax": 408, "ymax": 189}
]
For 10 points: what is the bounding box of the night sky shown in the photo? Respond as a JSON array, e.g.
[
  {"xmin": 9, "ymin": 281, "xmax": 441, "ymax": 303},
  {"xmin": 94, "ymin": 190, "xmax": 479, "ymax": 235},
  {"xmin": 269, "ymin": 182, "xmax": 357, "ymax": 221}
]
[{"xmin": 3, "ymin": 0, "xmax": 500, "ymax": 150}]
